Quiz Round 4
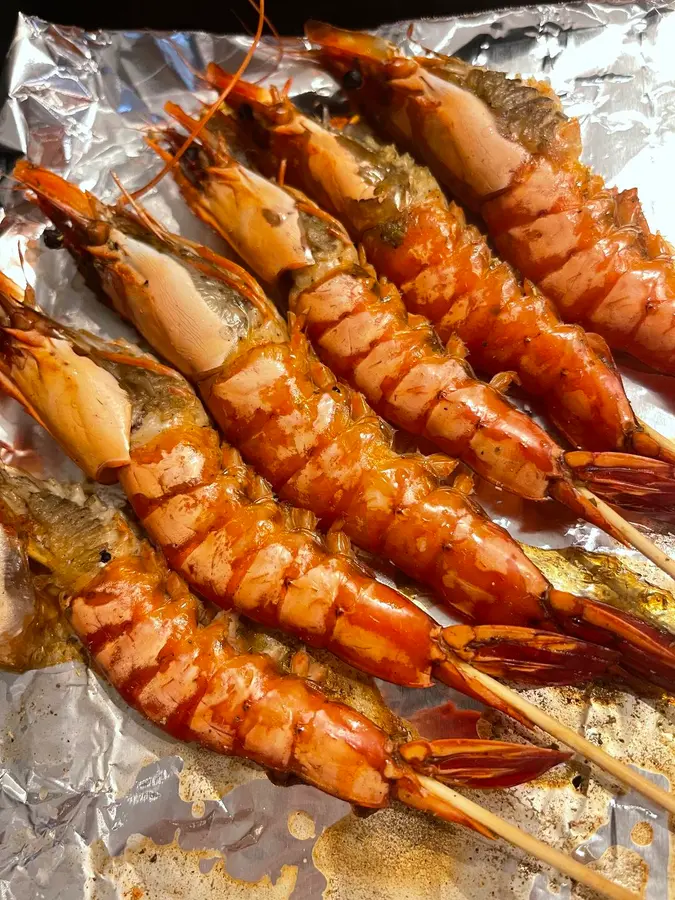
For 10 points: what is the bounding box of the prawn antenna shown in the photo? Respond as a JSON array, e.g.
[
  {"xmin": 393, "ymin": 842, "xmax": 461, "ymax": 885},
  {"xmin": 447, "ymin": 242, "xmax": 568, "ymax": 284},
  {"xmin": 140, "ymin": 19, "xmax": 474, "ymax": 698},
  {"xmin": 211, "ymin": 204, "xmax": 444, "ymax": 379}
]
[
  {"xmin": 232, "ymin": 8, "xmax": 256, "ymax": 37},
  {"xmin": 123, "ymin": 0, "xmax": 267, "ymax": 206},
  {"xmin": 245, "ymin": 0, "xmax": 292, "ymax": 83},
  {"xmin": 166, "ymin": 38, "xmax": 212, "ymax": 87},
  {"xmin": 246, "ymin": 0, "xmax": 279, "ymax": 41},
  {"xmin": 111, "ymin": 172, "xmax": 167, "ymax": 243}
]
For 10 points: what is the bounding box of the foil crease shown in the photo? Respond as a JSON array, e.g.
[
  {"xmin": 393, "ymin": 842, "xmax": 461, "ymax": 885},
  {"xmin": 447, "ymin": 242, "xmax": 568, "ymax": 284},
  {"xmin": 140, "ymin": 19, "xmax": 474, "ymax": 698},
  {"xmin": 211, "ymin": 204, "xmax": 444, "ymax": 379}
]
[{"xmin": 0, "ymin": 4, "xmax": 674, "ymax": 898}]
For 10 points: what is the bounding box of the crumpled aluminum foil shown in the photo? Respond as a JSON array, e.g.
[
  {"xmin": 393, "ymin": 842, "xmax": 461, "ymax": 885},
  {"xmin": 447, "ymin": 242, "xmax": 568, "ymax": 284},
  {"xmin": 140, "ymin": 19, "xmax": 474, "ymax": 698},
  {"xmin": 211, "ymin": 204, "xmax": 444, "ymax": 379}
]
[{"xmin": 1, "ymin": 5, "xmax": 674, "ymax": 898}]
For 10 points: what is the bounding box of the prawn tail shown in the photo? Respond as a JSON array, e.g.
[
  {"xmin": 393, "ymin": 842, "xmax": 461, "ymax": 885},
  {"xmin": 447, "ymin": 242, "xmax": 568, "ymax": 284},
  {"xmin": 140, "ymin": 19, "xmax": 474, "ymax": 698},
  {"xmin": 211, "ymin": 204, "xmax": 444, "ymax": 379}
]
[
  {"xmin": 399, "ymin": 738, "xmax": 570, "ymax": 791},
  {"xmin": 564, "ymin": 450, "xmax": 675, "ymax": 524},
  {"xmin": 393, "ymin": 736, "xmax": 571, "ymax": 837},
  {"xmin": 546, "ymin": 589, "xmax": 675, "ymax": 690},
  {"xmin": 439, "ymin": 624, "xmax": 619, "ymax": 687},
  {"xmin": 433, "ymin": 624, "xmax": 619, "ymax": 728}
]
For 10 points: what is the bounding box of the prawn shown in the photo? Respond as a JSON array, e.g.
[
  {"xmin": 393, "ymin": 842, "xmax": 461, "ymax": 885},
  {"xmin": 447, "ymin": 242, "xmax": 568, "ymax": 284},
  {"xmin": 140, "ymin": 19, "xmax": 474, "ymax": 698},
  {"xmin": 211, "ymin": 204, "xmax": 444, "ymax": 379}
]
[
  {"xmin": 0, "ymin": 465, "xmax": 572, "ymax": 821},
  {"xmin": 12, "ymin": 162, "xmax": 675, "ymax": 692},
  {"xmin": 305, "ymin": 22, "xmax": 675, "ymax": 376},
  {"xmin": 206, "ymin": 64, "xmax": 675, "ymax": 474}
]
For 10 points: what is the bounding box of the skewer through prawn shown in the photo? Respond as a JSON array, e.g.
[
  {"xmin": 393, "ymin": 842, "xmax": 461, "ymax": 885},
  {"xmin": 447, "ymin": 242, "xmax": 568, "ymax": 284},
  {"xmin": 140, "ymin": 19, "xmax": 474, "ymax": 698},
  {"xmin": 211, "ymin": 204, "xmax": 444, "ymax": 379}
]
[
  {"xmin": 11, "ymin": 162, "xmax": 675, "ymax": 697},
  {"xmin": 3, "ymin": 268, "xmax": 599, "ymax": 727},
  {"xmin": 305, "ymin": 22, "xmax": 675, "ymax": 378}
]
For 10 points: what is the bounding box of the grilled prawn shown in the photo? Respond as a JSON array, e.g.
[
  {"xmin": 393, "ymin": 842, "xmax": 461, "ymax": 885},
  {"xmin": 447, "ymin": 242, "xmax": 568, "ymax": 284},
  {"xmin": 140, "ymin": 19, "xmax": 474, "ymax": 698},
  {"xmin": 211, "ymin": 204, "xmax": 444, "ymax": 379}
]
[
  {"xmin": 206, "ymin": 65, "xmax": 675, "ymax": 474},
  {"xmin": 12, "ymin": 161, "xmax": 675, "ymax": 691},
  {"xmin": 1, "ymin": 466, "xmax": 571, "ymax": 819},
  {"xmin": 306, "ymin": 22, "xmax": 675, "ymax": 376}
]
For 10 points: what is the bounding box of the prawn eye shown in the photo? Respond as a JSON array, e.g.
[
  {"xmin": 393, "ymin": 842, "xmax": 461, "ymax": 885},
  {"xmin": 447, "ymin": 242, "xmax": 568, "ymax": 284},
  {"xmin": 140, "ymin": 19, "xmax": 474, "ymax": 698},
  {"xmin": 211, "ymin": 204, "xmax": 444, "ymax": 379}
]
[
  {"xmin": 238, "ymin": 103, "xmax": 254, "ymax": 121},
  {"xmin": 99, "ymin": 548, "xmax": 112, "ymax": 564},
  {"xmin": 43, "ymin": 227, "xmax": 64, "ymax": 249},
  {"xmin": 342, "ymin": 67, "xmax": 363, "ymax": 90}
]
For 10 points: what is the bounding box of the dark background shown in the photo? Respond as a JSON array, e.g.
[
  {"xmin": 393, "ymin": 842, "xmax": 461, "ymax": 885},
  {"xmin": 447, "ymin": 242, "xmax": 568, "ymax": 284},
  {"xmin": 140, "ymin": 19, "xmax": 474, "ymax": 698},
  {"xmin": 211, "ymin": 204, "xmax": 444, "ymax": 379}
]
[{"xmin": 1, "ymin": 1, "xmax": 529, "ymax": 70}]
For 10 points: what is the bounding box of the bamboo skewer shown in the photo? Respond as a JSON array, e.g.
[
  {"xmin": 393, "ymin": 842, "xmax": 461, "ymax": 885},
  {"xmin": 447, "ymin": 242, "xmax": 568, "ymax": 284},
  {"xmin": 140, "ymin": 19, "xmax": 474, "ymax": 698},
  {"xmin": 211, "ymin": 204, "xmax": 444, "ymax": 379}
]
[
  {"xmin": 418, "ymin": 776, "xmax": 639, "ymax": 900},
  {"xmin": 637, "ymin": 416, "xmax": 675, "ymax": 461},
  {"xmin": 576, "ymin": 485, "xmax": 675, "ymax": 582},
  {"xmin": 449, "ymin": 654, "xmax": 675, "ymax": 815}
]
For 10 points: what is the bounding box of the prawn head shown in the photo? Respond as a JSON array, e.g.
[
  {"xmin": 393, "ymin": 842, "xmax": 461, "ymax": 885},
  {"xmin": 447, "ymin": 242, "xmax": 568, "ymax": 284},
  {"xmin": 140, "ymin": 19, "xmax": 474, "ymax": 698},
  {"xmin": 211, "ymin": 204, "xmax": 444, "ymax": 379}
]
[{"xmin": 0, "ymin": 272, "xmax": 132, "ymax": 482}]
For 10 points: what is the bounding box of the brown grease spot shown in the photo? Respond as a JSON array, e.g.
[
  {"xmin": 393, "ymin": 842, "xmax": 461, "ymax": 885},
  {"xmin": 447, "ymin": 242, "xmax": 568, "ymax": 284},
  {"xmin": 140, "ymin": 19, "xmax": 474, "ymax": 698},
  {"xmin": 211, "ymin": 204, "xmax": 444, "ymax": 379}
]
[
  {"xmin": 572, "ymin": 846, "xmax": 648, "ymax": 899},
  {"xmin": 191, "ymin": 800, "xmax": 205, "ymax": 819},
  {"xmin": 0, "ymin": 589, "xmax": 82, "ymax": 674},
  {"xmin": 630, "ymin": 820, "xmax": 654, "ymax": 846},
  {"xmin": 287, "ymin": 810, "xmax": 316, "ymax": 841},
  {"xmin": 313, "ymin": 810, "xmax": 455, "ymax": 900},
  {"xmin": 89, "ymin": 836, "xmax": 298, "ymax": 900},
  {"xmin": 536, "ymin": 761, "xmax": 576, "ymax": 790},
  {"xmin": 313, "ymin": 806, "xmax": 527, "ymax": 899},
  {"xmin": 524, "ymin": 538, "xmax": 675, "ymax": 634},
  {"xmin": 176, "ymin": 746, "xmax": 263, "ymax": 802}
]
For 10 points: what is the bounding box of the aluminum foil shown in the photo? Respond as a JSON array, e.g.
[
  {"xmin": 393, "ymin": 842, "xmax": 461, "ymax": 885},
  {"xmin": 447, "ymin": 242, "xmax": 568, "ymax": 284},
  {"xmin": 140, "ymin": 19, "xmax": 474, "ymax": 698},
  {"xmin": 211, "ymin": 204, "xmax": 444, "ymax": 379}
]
[{"xmin": 1, "ymin": 4, "xmax": 675, "ymax": 898}]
